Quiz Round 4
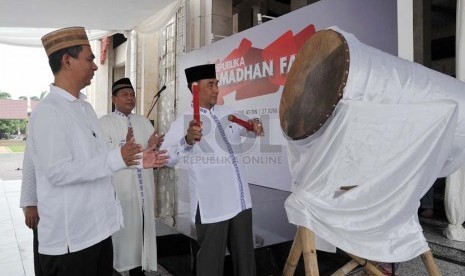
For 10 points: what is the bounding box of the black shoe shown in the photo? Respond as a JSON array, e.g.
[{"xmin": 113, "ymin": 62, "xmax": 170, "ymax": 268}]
[{"xmin": 129, "ymin": 266, "xmax": 145, "ymax": 276}]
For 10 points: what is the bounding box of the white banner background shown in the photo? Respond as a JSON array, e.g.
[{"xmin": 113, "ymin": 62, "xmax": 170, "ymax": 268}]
[{"xmin": 177, "ymin": 0, "xmax": 397, "ymax": 191}]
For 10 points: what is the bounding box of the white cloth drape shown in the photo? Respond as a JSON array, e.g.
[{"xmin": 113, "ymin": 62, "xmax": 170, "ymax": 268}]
[
  {"xmin": 0, "ymin": 0, "xmax": 182, "ymax": 47},
  {"xmin": 336, "ymin": 26, "xmax": 465, "ymax": 177},
  {"xmin": 444, "ymin": 169, "xmax": 465, "ymax": 240},
  {"xmin": 286, "ymin": 100, "xmax": 458, "ymax": 262},
  {"xmin": 285, "ymin": 27, "xmax": 465, "ymax": 262},
  {"xmin": 443, "ymin": 0, "xmax": 465, "ymax": 241},
  {"xmin": 0, "ymin": 28, "xmax": 114, "ymax": 47},
  {"xmin": 134, "ymin": 0, "xmax": 182, "ymax": 34}
]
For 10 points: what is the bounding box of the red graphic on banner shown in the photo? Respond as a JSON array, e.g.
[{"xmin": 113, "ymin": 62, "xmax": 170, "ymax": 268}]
[{"xmin": 215, "ymin": 24, "xmax": 316, "ymax": 104}]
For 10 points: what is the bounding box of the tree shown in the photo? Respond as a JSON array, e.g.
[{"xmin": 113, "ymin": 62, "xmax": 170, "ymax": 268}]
[
  {"xmin": 0, "ymin": 119, "xmax": 25, "ymax": 139},
  {"xmin": 30, "ymin": 96, "xmax": 40, "ymax": 101},
  {"xmin": 0, "ymin": 92, "xmax": 26, "ymax": 138},
  {"xmin": 19, "ymin": 96, "xmax": 28, "ymax": 100},
  {"xmin": 0, "ymin": 91, "xmax": 11, "ymax": 99}
]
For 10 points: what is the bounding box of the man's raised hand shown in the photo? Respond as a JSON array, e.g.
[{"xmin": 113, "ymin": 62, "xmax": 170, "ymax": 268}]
[
  {"xmin": 143, "ymin": 145, "xmax": 168, "ymax": 168},
  {"xmin": 121, "ymin": 137, "xmax": 143, "ymax": 167},
  {"xmin": 186, "ymin": 120, "xmax": 202, "ymax": 145},
  {"xmin": 148, "ymin": 132, "xmax": 165, "ymax": 149},
  {"xmin": 126, "ymin": 127, "xmax": 134, "ymax": 142}
]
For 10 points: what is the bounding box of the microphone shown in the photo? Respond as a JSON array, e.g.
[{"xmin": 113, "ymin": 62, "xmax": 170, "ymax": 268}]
[
  {"xmin": 147, "ymin": 85, "xmax": 166, "ymax": 118},
  {"xmin": 228, "ymin": 115, "xmax": 255, "ymax": 131},
  {"xmin": 154, "ymin": 85, "xmax": 167, "ymax": 98}
]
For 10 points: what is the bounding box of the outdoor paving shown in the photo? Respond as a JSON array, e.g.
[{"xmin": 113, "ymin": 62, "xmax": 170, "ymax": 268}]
[
  {"xmin": 2, "ymin": 151, "xmax": 465, "ymax": 275},
  {"xmin": 0, "ymin": 178, "xmax": 172, "ymax": 276},
  {"xmin": 0, "ymin": 152, "xmax": 31, "ymax": 275},
  {"xmin": 0, "ymin": 178, "xmax": 34, "ymax": 276},
  {"xmin": 0, "ymin": 152, "xmax": 171, "ymax": 276},
  {"xmin": 0, "ymin": 146, "xmax": 12, "ymax": 154},
  {"xmin": 0, "ymin": 152, "xmax": 23, "ymax": 180}
]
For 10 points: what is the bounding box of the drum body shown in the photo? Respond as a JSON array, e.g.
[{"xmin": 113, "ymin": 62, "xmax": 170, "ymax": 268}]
[
  {"xmin": 280, "ymin": 27, "xmax": 465, "ymax": 175},
  {"xmin": 280, "ymin": 28, "xmax": 465, "ymax": 140}
]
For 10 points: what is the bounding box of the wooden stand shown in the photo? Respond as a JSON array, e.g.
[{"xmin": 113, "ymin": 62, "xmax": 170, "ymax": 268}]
[{"xmin": 283, "ymin": 226, "xmax": 442, "ymax": 276}]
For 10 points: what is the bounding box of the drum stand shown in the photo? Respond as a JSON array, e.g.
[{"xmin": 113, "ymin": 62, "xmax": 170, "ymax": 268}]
[{"xmin": 283, "ymin": 226, "xmax": 442, "ymax": 276}]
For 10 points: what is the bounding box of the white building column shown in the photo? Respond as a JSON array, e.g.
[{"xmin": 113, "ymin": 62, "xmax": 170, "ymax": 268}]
[
  {"xmin": 187, "ymin": 0, "xmax": 232, "ymax": 50},
  {"xmin": 397, "ymin": 0, "xmax": 414, "ymax": 60},
  {"xmin": 187, "ymin": 0, "xmax": 205, "ymax": 50},
  {"xmin": 139, "ymin": 32, "xmax": 159, "ymax": 118},
  {"xmin": 457, "ymin": 0, "xmax": 465, "ymax": 81},
  {"xmin": 210, "ymin": 0, "xmax": 232, "ymax": 43}
]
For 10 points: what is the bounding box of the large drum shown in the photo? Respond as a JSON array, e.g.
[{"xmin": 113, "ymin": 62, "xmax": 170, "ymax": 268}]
[
  {"xmin": 280, "ymin": 27, "xmax": 465, "ymax": 175},
  {"xmin": 279, "ymin": 30, "xmax": 349, "ymax": 140},
  {"xmin": 281, "ymin": 28, "xmax": 465, "ymax": 263},
  {"xmin": 280, "ymin": 28, "xmax": 465, "ymax": 141}
]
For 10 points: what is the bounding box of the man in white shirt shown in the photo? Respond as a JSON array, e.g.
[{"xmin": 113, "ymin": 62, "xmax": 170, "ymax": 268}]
[
  {"xmin": 161, "ymin": 64, "xmax": 264, "ymax": 276},
  {"xmin": 25, "ymin": 26, "xmax": 167, "ymax": 276},
  {"xmin": 100, "ymin": 78, "xmax": 162, "ymax": 275}
]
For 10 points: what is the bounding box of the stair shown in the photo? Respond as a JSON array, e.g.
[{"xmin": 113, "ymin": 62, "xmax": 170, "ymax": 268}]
[{"xmin": 422, "ymin": 219, "xmax": 465, "ymax": 265}]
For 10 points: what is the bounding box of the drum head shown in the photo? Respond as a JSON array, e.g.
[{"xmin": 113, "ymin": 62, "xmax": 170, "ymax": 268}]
[{"xmin": 279, "ymin": 29, "xmax": 349, "ymax": 140}]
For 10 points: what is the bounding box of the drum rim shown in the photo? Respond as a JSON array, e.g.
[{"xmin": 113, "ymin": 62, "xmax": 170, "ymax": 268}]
[{"xmin": 279, "ymin": 29, "xmax": 350, "ymax": 140}]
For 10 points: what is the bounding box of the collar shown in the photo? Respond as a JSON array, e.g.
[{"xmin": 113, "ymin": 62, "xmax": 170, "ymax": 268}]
[
  {"xmin": 113, "ymin": 109, "xmax": 133, "ymax": 119},
  {"xmin": 191, "ymin": 103, "xmax": 214, "ymax": 114},
  {"xmin": 50, "ymin": 84, "xmax": 87, "ymax": 102}
]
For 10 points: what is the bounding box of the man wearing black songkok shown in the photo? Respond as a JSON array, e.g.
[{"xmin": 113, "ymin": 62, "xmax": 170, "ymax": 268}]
[{"xmin": 161, "ymin": 63, "xmax": 264, "ymax": 275}]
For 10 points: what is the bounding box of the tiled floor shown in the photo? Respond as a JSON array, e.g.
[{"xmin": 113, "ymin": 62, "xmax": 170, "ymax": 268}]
[
  {"xmin": 0, "ymin": 178, "xmax": 35, "ymax": 276},
  {"xmin": 0, "ymin": 179, "xmax": 173, "ymax": 276},
  {"xmin": 2, "ymin": 152, "xmax": 465, "ymax": 275}
]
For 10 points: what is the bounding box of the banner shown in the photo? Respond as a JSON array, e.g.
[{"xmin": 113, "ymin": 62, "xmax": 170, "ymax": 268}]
[{"xmin": 178, "ymin": 0, "xmax": 397, "ymax": 191}]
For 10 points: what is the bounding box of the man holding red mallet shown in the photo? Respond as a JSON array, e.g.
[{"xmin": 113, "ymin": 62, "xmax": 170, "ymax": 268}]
[{"xmin": 161, "ymin": 63, "xmax": 263, "ymax": 276}]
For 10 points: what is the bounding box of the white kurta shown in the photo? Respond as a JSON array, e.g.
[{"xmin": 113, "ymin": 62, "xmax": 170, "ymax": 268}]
[
  {"xmin": 99, "ymin": 112, "xmax": 157, "ymax": 272},
  {"xmin": 160, "ymin": 105, "xmax": 253, "ymax": 224}
]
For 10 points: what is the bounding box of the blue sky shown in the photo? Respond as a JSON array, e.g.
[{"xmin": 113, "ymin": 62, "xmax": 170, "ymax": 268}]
[{"xmin": 0, "ymin": 44, "xmax": 52, "ymax": 99}]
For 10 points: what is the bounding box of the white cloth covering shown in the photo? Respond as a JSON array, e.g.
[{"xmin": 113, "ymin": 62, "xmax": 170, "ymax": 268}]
[
  {"xmin": 338, "ymin": 27, "xmax": 465, "ymax": 176},
  {"xmin": 99, "ymin": 112, "xmax": 158, "ymax": 272},
  {"xmin": 443, "ymin": 0, "xmax": 465, "ymax": 242},
  {"xmin": 0, "ymin": 0, "xmax": 182, "ymax": 47},
  {"xmin": 160, "ymin": 105, "xmax": 253, "ymax": 224},
  {"xmin": 285, "ymin": 27, "xmax": 465, "ymax": 262},
  {"xmin": 28, "ymin": 85, "xmax": 125, "ymax": 255},
  {"xmin": 444, "ymin": 169, "xmax": 465, "ymax": 241},
  {"xmin": 286, "ymin": 100, "xmax": 458, "ymax": 262}
]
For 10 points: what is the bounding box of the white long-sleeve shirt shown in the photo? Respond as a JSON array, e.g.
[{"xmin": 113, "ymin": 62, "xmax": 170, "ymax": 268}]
[
  {"xmin": 26, "ymin": 85, "xmax": 125, "ymax": 255},
  {"xmin": 160, "ymin": 105, "xmax": 253, "ymax": 223},
  {"xmin": 20, "ymin": 146, "xmax": 37, "ymax": 208}
]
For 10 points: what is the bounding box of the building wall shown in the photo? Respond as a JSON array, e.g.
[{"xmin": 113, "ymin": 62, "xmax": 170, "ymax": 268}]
[
  {"xmin": 155, "ymin": 16, "xmax": 179, "ymax": 221},
  {"xmin": 81, "ymin": 0, "xmax": 460, "ymax": 221},
  {"xmin": 86, "ymin": 39, "xmax": 112, "ymax": 118},
  {"xmin": 139, "ymin": 32, "xmax": 160, "ymax": 119}
]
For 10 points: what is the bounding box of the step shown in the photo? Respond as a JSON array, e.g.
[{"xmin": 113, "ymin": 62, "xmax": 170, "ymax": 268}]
[{"xmin": 421, "ymin": 218, "xmax": 465, "ymax": 265}]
